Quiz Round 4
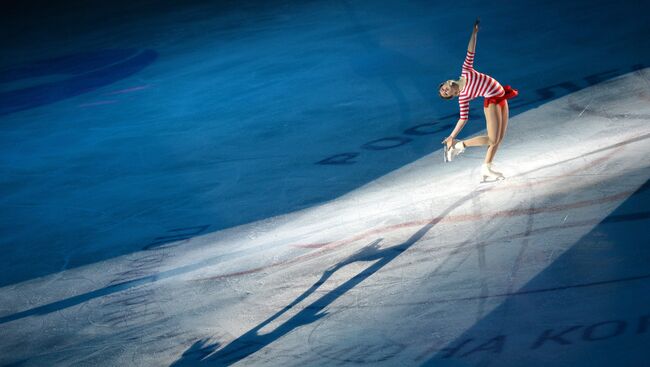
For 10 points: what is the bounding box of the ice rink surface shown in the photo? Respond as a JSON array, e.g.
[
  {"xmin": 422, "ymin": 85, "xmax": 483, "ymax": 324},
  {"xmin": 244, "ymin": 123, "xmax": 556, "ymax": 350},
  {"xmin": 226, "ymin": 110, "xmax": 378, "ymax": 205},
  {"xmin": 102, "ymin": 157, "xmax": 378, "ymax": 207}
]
[{"xmin": 1, "ymin": 0, "xmax": 649, "ymax": 366}]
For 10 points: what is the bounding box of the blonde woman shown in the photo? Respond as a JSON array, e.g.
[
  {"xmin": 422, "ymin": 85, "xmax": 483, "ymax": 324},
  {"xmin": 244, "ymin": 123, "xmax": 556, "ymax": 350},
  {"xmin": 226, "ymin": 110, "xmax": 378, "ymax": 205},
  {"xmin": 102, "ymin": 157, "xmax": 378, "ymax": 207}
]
[{"xmin": 439, "ymin": 18, "xmax": 518, "ymax": 182}]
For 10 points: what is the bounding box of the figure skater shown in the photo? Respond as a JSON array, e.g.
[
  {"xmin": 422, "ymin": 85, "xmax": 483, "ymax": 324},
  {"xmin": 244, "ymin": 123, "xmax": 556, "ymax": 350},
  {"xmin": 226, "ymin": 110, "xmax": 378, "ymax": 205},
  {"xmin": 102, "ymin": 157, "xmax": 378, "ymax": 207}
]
[{"xmin": 439, "ymin": 18, "xmax": 518, "ymax": 182}]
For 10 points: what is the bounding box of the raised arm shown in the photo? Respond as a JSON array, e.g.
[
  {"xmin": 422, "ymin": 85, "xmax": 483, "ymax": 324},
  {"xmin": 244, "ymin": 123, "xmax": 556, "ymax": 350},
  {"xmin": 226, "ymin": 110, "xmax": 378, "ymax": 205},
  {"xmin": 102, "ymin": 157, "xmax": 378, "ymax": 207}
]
[
  {"xmin": 443, "ymin": 18, "xmax": 481, "ymax": 148},
  {"xmin": 462, "ymin": 18, "xmax": 479, "ymax": 71},
  {"xmin": 467, "ymin": 17, "xmax": 479, "ymax": 53}
]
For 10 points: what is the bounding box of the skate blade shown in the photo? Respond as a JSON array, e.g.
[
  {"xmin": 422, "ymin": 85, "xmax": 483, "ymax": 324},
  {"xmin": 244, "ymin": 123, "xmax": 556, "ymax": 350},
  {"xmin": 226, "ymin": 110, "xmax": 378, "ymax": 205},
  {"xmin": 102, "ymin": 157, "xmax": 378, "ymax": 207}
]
[
  {"xmin": 480, "ymin": 176, "xmax": 506, "ymax": 184},
  {"xmin": 443, "ymin": 147, "xmax": 449, "ymax": 163}
]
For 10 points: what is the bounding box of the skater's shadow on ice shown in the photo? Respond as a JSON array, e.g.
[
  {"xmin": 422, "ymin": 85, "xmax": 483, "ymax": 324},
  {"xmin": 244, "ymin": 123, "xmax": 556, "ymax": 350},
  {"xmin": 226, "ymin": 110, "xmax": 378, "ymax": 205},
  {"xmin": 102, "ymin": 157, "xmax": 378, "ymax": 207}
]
[{"xmin": 170, "ymin": 193, "xmax": 476, "ymax": 366}]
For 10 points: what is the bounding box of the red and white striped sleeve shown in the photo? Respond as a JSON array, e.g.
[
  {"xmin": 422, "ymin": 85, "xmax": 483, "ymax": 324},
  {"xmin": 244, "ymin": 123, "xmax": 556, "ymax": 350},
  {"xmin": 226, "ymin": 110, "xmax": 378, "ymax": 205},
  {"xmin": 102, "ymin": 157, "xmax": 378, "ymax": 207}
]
[{"xmin": 462, "ymin": 50, "xmax": 475, "ymax": 71}]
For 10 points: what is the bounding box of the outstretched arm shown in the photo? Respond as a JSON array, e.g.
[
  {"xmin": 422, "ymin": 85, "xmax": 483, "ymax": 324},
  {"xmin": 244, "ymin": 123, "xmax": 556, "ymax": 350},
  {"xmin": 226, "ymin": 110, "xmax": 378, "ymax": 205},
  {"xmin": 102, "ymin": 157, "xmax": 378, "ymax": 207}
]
[
  {"xmin": 443, "ymin": 19, "xmax": 480, "ymax": 148},
  {"xmin": 467, "ymin": 17, "xmax": 479, "ymax": 53},
  {"xmin": 462, "ymin": 18, "xmax": 479, "ymax": 72}
]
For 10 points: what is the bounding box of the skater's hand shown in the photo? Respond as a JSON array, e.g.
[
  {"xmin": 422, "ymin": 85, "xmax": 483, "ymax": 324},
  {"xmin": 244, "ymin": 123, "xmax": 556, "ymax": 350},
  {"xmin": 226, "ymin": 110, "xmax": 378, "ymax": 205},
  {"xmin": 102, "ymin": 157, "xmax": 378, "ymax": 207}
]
[
  {"xmin": 473, "ymin": 17, "xmax": 480, "ymax": 33},
  {"xmin": 442, "ymin": 136, "xmax": 455, "ymax": 149}
]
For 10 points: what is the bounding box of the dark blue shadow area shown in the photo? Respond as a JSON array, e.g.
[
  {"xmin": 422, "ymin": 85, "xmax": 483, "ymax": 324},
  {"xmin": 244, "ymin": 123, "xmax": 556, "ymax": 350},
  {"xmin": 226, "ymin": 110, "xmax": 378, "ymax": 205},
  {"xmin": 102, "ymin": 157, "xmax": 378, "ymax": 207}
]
[
  {"xmin": 421, "ymin": 178, "xmax": 650, "ymax": 366},
  {"xmin": 0, "ymin": 49, "xmax": 157, "ymax": 116},
  {"xmin": 1, "ymin": 0, "xmax": 649, "ymax": 292}
]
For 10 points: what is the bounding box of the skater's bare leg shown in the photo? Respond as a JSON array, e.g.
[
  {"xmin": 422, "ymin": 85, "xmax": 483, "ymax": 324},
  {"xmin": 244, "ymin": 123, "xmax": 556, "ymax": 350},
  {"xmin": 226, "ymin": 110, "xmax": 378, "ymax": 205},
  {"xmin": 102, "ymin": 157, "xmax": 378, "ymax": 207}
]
[
  {"xmin": 453, "ymin": 102, "xmax": 507, "ymax": 164},
  {"xmin": 483, "ymin": 104, "xmax": 500, "ymax": 163},
  {"xmin": 499, "ymin": 100, "xmax": 509, "ymax": 142},
  {"xmin": 463, "ymin": 135, "xmax": 490, "ymax": 147},
  {"xmin": 462, "ymin": 102, "xmax": 502, "ymax": 150},
  {"xmin": 490, "ymin": 100, "xmax": 509, "ymax": 158}
]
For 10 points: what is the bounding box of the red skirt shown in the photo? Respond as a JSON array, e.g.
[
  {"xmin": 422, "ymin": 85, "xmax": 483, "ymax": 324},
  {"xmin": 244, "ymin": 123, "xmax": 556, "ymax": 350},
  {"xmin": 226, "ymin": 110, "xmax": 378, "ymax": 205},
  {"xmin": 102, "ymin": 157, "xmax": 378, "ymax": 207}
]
[{"xmin": 484, "ymin": 85, "xmax": 518, "ymax": 108}]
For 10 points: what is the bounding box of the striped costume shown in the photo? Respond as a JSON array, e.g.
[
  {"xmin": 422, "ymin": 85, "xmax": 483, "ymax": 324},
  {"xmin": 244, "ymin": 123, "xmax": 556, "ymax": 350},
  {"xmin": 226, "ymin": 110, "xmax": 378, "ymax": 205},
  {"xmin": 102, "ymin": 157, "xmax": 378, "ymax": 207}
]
[{"xmin": 458, "ymin": 50, "xmax": 517, "ymax": 120}]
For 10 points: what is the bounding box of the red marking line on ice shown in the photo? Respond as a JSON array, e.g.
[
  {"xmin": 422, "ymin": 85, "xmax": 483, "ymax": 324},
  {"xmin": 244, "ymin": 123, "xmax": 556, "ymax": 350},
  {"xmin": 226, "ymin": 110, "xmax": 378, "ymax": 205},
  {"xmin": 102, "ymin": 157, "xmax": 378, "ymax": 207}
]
[
  {"xmin": 292, "ymin": 190, "xmax": 632, "ymax": 250},
  {"xmin": 293, "ymin": 144, "xmax": 627, "ymax": 250},
  {"xmin": 292, "ymin": 243, "xmax": 330, "ymax": 249},
  {"xmin": 195, "ymin": 189, "xmax": 633, "ymax": 282}
]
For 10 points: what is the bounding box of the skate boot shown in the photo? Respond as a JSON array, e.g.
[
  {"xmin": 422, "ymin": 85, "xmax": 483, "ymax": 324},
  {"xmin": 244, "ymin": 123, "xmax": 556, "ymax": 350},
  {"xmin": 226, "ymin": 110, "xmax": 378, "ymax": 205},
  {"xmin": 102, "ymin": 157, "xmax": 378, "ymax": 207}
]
[
  {"xmin": 444, "ymin": 141, "xmax": 466, "ymax": 162},
  {"xmin": 481, "ymin": 163, "xmax": 505, "ymax": 182}
]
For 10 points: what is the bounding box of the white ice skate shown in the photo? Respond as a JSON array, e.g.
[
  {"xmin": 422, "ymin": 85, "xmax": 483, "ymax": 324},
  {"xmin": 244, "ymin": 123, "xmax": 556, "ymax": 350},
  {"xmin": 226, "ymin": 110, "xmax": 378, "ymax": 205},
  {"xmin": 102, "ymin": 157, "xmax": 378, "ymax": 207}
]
[
  {"xmin": 444, "ymin": 141, "xmax": 466, "ymax": 162},
  {"xmin": 481, "ymin": 163, "xmax": 505, "ymax": 183}
]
